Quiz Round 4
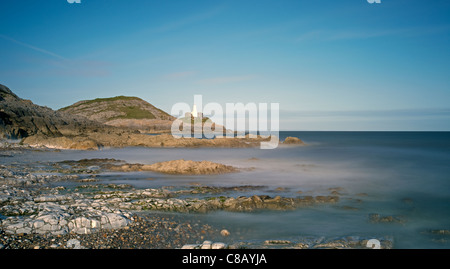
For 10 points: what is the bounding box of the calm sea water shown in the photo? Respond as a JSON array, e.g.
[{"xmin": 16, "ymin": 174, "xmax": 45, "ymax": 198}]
[{"xmin": 6, "ymin": 131, "xmax": 450, "ymax": 248}]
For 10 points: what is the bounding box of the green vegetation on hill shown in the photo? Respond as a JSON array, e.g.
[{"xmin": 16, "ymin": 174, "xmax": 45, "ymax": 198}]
[
  {"xmin": 59, "ymin": 95, "xmax": 174, "ymax": 122},
  {"xmin": 109, "ymin": 105, "xmax": 156, "ymax": 120},
  {"xmin": 59, "ymin": 96, "xmax": 141, "ymax": 111}
]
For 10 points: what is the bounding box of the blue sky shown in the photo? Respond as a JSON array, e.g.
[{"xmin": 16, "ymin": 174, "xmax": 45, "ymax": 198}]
[{"xmin": 1, "ymin": 0, "xmax": 450, "ymax": 130}]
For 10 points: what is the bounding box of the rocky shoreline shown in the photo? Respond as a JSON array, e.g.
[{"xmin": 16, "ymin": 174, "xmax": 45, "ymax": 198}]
[
  {"xmin": 2, "ymin": 146, "xmax": 439, "ymax": 250},
  {"xmin": 21, "ymin": 133, "xmax": 296, "ymax": 150},
  {"xmin": 0, "ymin": 158, "xmax": 340, "ymax": 236}
]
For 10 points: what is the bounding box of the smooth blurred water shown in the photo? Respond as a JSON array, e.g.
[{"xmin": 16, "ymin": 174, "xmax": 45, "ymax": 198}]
[{"xmin": 5, "ymin": 132, "xmax": 450, "ymax": 248}]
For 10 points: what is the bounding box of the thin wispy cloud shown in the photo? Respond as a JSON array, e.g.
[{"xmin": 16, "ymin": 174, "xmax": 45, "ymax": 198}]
[
  {"xmin": 296, "ymin": 25, "xmax": 450, "ymax": 42},
  {"xmin": 0, "ymin": 34, "xmax": 112, "ymax": 78},
  {"xmin": 0, "ymin": 34, "xmax": 68, "ymax": 61}
]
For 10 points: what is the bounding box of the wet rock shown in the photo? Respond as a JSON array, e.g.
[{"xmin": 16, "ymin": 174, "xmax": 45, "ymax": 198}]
[
  {"xmin": 34, "ymin": 195, "xmax": 73, "ymax": 203},
  {"xmin": 22, "ymin": 130, "xmax": 275, "ymax": 150},
  {"xmin": 110, "ymin": 159, "xmax": 238, "ymax": 175},
  {"xmin": 181, "ymin": 244, "xmax": 198, "ymax": 249},
  {"xmin": 78, "ymin": 178, "xmax": 98, "ymax": 183},
  {"xmin": 429, "ymin": 229, "xmax": 450, "ymax": 235},
  {"xmin": 211, "ymin": 242, "xmax": 227, "ymax": 249},
  {"xmin": 264, "ymin": 240, "xmax": 292, "ymax": 245},
  {"xmin": 283, "ymin": 137, "xmax": 304, "ymax": 145},
  {"xmin": 313, "ymin": 240, "xmax": 347, "ymax": 249},
  {"xmin": 24, "ymin": 136, "xmax": 100, "ymax": 150},
  {"xmin": 294, "ymin": 243, "xmax": 309, "ymax": 249},
  {"xmin": 315, "ymin": 195, "xmax": 339, "ymax": 203},
  {"xmin": 423, "ymin": 228, "xmax": 450, "ymax": 244},
  {"xmin": 201, "ymin": 240, "xmax": 213, "ymax": 249},
  {"xmin": 1, "ymin": 179, "xmax": 334, "ymax": 220},
  {"xmin": 368, "ymin": 213, "xmax": 406, "ymax": 224},
  {"xmin": 220, "ymin": 229, "xmax": 230, "ymax": 237}
]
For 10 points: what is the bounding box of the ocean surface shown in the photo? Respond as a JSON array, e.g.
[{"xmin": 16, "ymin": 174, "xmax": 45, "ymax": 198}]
[{"xmin": 6, "ymin": 131, "xmax": 450, "ymax": 248}]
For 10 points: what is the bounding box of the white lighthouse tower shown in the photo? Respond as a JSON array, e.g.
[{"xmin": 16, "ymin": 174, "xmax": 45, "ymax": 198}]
[{"xmin": 191, "ymin": 104, "xmax": 198, "ymax": 118}]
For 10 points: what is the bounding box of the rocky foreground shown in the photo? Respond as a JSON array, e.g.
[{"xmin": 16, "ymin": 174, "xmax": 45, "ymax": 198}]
[
  {"xmin": 0, "ymin": 164, "xmax": 340, "ymax": 236},
  {"xmin": 0, "ymin": 150, "xmax": 401, "ymax": 249}
]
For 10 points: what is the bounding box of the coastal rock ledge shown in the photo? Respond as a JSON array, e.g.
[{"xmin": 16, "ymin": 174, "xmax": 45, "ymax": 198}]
[
  {"xmin": 0, "ymin": 206, "xmax": 132, "ymax": 235},
  {"xmin": 109, "ymin": 159, "xmax": 238, "ymax": 175}
]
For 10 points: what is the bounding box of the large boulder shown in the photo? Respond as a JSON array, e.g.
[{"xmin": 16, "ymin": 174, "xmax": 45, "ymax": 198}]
[
  {"xmin": 22, "ymin": 135, "xmax": 100, "ymax": 150},
  {"xmin": 283, "ymin": 136, "xmax": 304, "ymax": 145},
  {"xmin": 110, "ymin": 159, "xmax": 238, "ymax": 175}
]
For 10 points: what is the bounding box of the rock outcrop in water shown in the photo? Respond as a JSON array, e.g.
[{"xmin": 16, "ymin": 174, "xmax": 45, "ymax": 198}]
[
  {"xmin": 21, "ymin": 132, "xmax": 274, "ymax": 150},
  {"xmin": 109, "ymin": 159, "xmax": 238, "ymax": 175},
  {"xmin": 283, "ymin": 136, "xmax": 304, "ymax": 145}
]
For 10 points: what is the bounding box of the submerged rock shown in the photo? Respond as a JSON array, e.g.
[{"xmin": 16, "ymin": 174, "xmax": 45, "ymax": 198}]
[
  {"xmin": 428, "ymin": 229, "xmax": 450, "ymax": 235},
  {"xmin": 368, "ymin": 213, "xmax": 406, "ymax": 224},
  {"xmin": 221, "ymin": 195, "xmax": 339, "ymax": 212}
]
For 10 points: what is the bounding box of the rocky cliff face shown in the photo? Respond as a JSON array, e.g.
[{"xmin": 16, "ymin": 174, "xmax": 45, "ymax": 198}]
[
  {"xmin": 0, "ymin": 84, "xmax": 104, "ymax": 139},
  {"xmin": 59, "ymin": 96, "xmax": 175, "ymax": 132}
]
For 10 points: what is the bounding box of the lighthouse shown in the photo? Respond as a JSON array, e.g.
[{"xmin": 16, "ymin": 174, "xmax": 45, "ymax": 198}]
[
  {"xmin": 191, "ymin": 104, "xmax": 198, "ymax": 118},
  {"xmin": 184, "ymin": 104, "xmax": 203, "ymax": 118}
]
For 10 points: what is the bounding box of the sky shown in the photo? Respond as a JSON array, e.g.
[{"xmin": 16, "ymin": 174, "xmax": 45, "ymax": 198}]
[{"xmin": 1, "ymin": 0, "xmax": 450, "ymax": 131}]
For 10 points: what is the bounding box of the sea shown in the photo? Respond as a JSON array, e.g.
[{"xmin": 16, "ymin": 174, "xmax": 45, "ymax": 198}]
[{"xmin": 4, "ymin": 131, "xmax": 450, "ymax": 249}]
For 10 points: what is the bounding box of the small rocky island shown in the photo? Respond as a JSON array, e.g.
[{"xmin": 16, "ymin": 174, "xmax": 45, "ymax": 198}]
[{"xmin": 109, "ymin": 159, "xmax": 238, "ymax": 175}]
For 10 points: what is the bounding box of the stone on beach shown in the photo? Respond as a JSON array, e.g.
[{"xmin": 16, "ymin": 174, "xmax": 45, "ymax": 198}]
[
  {"xmin": 181, "ymin": 240, "xmax": 228, "ymax": 249},
  {"xmin": 368, "ymin": 213, "xmax": 406, "ymax": 224},
  {"xmin": 220, "ymin": 229, "xmax": 230, "ymax": 237}
]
